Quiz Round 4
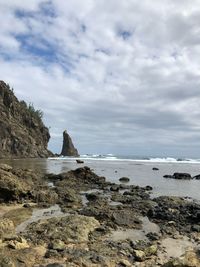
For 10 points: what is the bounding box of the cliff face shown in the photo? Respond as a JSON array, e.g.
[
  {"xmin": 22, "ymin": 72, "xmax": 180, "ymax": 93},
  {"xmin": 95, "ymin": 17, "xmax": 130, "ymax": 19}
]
[
  {"xmin": 0, "ymin": 81, "xmax": 52, "ymax": 158},
  {"xmin": 61, "ymin": 130, "xmax": 79, "ymax": 157}
]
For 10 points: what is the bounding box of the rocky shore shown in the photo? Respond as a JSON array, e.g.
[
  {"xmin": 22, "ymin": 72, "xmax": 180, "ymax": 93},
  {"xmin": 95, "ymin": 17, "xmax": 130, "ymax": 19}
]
[{"xmin": 0, "ymin": 163, "xmax": 199, "ymax": 266}]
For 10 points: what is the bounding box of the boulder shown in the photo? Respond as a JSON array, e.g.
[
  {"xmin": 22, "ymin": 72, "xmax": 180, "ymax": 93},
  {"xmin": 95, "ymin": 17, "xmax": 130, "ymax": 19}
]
[
  {"xmin": 173, "ymin": 173, "xmax": 192, "ymax": 180},
  {"xmin": 8, "ymin": 237, "xmax": 29, "ymax": 250},
  {"xmin": 163, "ymin": 173, "xmax": 192, "ymax": 180},
  {"xmin": 119, "ymin": 177, "xmax": 130, "ymax": 183},
  {"xmin": 60, "ymin": 130, "xmax": 79, "ymax": 157},
  {"xmin": 48, "ymin": 239, "xmax": 65, "ymax": 251},
  {"xmin": 0, "ymin": 166, "xmax": 32, "ymax": 202},
  {"xmin": 110, "ymin": 185, "xmax": 120, "ymax": 192},
  {"xmin": 112, "ymin": 210, "xmax": 142, "ymax": 227},
  {"xmin": 193, "ymin": 174, "xmax": 200, "ymax": 180},
  {"xmin": 133, "ymin": 250, "xmax": 146, "ymax": 261},
  {"xmin": 76, "ymin": 159, "xmax": 84, "ymax": 164},
  {"xmin": 133, "ymin": 245, "xmax": 158, "ymax": 262},
  {"xmin": 152, "ymin": 167, "xmax": 159, "ymax": 171}
]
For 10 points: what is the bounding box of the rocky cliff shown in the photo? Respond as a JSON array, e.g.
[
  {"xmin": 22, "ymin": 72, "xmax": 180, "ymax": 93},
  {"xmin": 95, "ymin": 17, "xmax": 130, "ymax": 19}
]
[
  {"xmin": 61, "ymin": 130, "xmax": 79, "ymax": 156},
  {"xmin": 0, "ymin": 81, "xmax": 52, "ymax": 158}
]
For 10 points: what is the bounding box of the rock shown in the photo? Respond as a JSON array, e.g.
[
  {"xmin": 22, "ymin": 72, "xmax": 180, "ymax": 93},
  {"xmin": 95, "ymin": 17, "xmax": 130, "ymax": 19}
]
[
  {"xmin": 110, "ymin": 185, "xmax": 120, "ymax": 192},
  {"xmin": 133, "ymin": 250, "xmax": 146, "ymax": 261},
  {"xmin": 0, "ymin": 255, "xmax": 15, "ymax": 267},
  {"xmin": 48, "ymin": 239, "xmax": 65, "ymax": 251},
  {"xmin": 0, "ymin": 80, "xmax": 52, "ymax": 158},
  {"xmin": 55, "ymin": 186, "xmax": 81, "ymax": 207},
  {"xmin": 145, "ymin": 244, "xmax": 157, "ymax": 256},
  {"xmin": 0, "ymin": 164, "xmax": 12, "ymax": 171},
  {"xmin": 0, "ymin": 164, "xmax": 55, "ymax": 203},
  {"xmin": 26, "ymin": 215, "xmax": 100, "ymax": 244},
  {"xmin": 76, "ymin": 159, "xmax": 84, "ymax": 164},
  {"xmin": 146, "ymin": 232, "xmax": 161, "ymax": 241},
  {"xmin": 60, "ymin": 130, "xmax": 79, "ymax": 156},
  {"xmin": 152, "ymin": 167, "xmax": 159, "ymax": 171},
  {"xmin": 36, "ymin": 190, "xmax": 58, "ymax": 204},
  {"xmin": 163, "ymin": 175, "xmax": 174, "ymax": 179},
  {"xmin": 8, "ymin": 237, "xmax": 29, "ymax": 250},
  {"xmin": 133, "ymin": 244, "xmax": 157, "ymax": 262},
  {"xmin": 193, "ymin": 174, "xmax": 200, "ymax": 180},
  {"xmin": 145, "ymin": 185, "xmax": 153, "ymax": 191},
  {"xmin": 173, "ymin": 173, "xmax": 192, "ymax": 180},
  {"xmin": 86, "ymin": 193, "xmax": 100, "ymax": 201},
  {"xmin": 148, "ymin": 196, "xmax": 200, "ymax": 235},
  {"xmin": 119, "ymin": 177, "xmax": 130, "ymax": 183},
  {"xmin": 0, "ymin": 219, "xmax": 15, "ymax": 239},
  {"xmin": 112, "ymin": 210, "xmax": 142, "ymax": 227},
  {"xmin": 191, "ymin": 225, "xmax": 200, "ymax": 232},
  {"xmin": 119, "ymin": 259, "xmax": 132, "ymax": 266},
  {"xmin": 0, "ymin": 167, "xmax": 32, "ymax": 202},
  {"xmin": 164, "ymin": 173, "xmax": 192, "ymax": 180},
  {"xmin": 162, "ymin": 249, "xmax": 200, "ymax": 266},
  {"xmin": 23, "ymin": 203, "xmax": 31, "ymax": 208}
]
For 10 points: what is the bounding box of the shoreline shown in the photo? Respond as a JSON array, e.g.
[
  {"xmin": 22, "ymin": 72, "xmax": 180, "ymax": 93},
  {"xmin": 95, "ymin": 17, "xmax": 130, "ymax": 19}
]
[{"xmin": 0, "ymin": 163, "xmax": 200, "ymax": 266}]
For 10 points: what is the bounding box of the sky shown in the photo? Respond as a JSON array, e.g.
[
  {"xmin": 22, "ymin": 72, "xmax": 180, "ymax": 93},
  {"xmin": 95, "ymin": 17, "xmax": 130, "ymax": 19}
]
[{"xmin": 1, "ymin": 0, "xmax": 200, "ymax": 157}]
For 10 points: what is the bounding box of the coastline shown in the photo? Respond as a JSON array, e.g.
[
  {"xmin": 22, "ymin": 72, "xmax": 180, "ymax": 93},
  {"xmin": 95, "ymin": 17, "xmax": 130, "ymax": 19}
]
[{"xmin": 0, "ymin": 162, "xmax": 200, "ymax": 266}]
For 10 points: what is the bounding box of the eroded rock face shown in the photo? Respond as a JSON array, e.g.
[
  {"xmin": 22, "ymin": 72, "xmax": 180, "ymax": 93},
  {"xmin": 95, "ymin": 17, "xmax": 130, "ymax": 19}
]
[
  {"xmin": 60, "ymin": 130, "xmax": 79, "ymax": 157},
  {"xmin": 0, "ymin": 81, "xmax": 52, "ymax": 158}
]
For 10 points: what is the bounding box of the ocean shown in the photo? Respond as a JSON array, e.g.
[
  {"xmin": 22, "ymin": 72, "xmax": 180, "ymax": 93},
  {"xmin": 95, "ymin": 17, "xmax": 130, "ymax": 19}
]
[{"xmin": 1, "ymin": 154, "xmax": 200, "ymax": 201}]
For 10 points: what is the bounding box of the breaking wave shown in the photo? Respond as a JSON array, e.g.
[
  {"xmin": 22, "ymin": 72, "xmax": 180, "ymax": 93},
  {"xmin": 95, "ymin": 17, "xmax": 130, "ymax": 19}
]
[{"xmin": 49, "ymin": 154, "xmax": 200, "ymax": 163}]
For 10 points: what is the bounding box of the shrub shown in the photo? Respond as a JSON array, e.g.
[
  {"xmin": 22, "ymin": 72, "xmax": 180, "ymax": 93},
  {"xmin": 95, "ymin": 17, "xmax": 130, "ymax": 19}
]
[
  {"xmin": 20, "ymin": 101, "xmax": 43, "ymax": 120},
  {"xmin": 28, "ymin": 103, "xmax": 43, "ymax": 120}
]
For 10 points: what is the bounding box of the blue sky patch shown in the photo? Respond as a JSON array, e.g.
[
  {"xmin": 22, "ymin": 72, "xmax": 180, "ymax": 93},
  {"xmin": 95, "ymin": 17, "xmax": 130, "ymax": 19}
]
[
  {"xmin": 118, "ymin": 30, "xmax": 132, "ymax": 40},
  {"xmin": 16, "ymin": 34, "xmax": 58, "ymax": 63}
]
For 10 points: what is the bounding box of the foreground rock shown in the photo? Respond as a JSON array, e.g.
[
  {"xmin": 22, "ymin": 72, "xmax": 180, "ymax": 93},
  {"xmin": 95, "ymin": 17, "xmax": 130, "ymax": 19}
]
[
  {"xmin": 0, "ymin": 163, "xmax": 55, "ymax": 204},
  {"xmin": 1, "ymin": 164, "xmax": 200, "ymax": 266},
  {"xmin": 0, "ymin": 80, "xmax": 52, "ymax": 158},
  {"xmin": 148, "ymin": 196, "xmax": 200, "ymax": 236},
  {"xmin": 26, "ymin": 215, "xmax": 100, "ymax": 245},
  {"xmin": 60, "ymin": 130, "xmax": 79, "ymax": 157},
  {"xmin": 163, "ymin": 249, "xmax": 200, "ymax": 266}
]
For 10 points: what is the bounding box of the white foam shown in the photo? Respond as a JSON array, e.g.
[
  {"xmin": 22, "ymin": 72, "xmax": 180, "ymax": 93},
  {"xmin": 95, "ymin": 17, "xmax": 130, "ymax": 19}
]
[{"xmin": 48, "ymin": 156, "xmax": 200, "ymax": 164}]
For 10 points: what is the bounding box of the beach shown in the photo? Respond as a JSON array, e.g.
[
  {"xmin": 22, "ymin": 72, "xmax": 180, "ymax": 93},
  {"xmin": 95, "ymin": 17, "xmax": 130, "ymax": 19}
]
[{"xmin": 0, "ymin": 158, "xmax": 200, "ymax": 266}]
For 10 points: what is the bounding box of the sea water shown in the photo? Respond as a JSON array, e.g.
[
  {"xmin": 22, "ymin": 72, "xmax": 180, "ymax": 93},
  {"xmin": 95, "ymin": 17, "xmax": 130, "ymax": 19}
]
[{"xmin": 1, "ymin": 154, "xmax": 200, "ymax": 201}]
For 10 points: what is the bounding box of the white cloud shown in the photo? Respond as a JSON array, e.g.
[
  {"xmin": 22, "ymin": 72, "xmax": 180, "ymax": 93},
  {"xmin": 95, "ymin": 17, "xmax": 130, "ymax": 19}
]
[{"xmin": 1, "ymin": 0, "xmax": 200, "ymax": 156}]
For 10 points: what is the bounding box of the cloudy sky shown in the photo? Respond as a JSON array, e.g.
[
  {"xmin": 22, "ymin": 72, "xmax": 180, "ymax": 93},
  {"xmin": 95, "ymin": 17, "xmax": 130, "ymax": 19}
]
[{"xmin": 1, "ymin": 0, "xmax": 200, "ymax": 157}]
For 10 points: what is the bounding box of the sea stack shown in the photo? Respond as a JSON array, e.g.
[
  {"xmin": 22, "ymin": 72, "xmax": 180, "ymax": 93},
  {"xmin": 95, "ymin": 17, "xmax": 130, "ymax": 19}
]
[{"xmin": 61, "ymin": 130, "xmax": 79, "ymax": 157}]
